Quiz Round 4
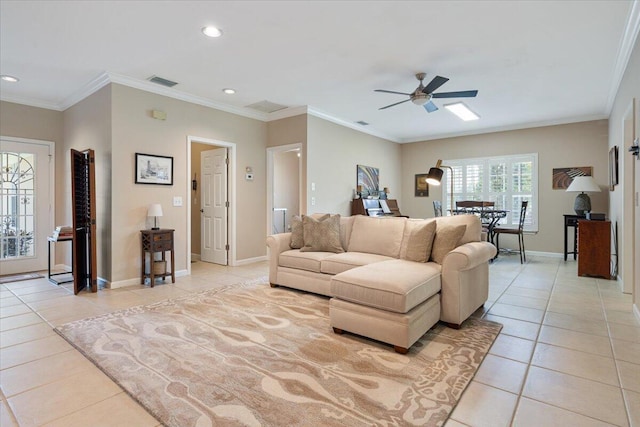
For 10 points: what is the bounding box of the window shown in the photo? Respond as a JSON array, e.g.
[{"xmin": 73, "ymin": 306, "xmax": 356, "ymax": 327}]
[
  {"xmin": 443, "ymin": 154, "xmax": 538, "ymax": 231},
  {"xmin": 1, "ymin": 152, "xmax": 36, "ymax": 259}
]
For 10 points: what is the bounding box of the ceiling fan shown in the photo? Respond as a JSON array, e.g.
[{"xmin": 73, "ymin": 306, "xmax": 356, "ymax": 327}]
[{"xmin": 375, "ymin": 73, "xmax": 478, "ymax": 113}]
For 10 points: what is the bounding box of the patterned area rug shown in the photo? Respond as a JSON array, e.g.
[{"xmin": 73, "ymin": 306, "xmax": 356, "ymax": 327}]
[
  {"xmin": 0, "ymin": 273, "xmax": 44, "ymax": 284},
  {"xmin": 56, "ymin": 280, "xmax": 502, "ymax": 427}
]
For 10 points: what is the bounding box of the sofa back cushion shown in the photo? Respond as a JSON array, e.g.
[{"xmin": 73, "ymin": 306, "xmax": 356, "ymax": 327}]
[
  {"xmin": 347, "ymin": 215, "xmax": 407, "ymax": 258},
  {"xmin": 339, "ymin": 215, "xmax": 355, "ymax": 251},
  {"xmin": 435, "ymin": 214, "xmax": 481, "ymax": 244},
  {"xmin": 300, "ymin": 214, "xmax": 344, "ymax": 253},
  {"xmin": 399, "ymin": 219, "xmax": 437, "ymax": 262},
  {"xmin": 430, "ymin": 224, "xmax": 467, "ymax": 264}
]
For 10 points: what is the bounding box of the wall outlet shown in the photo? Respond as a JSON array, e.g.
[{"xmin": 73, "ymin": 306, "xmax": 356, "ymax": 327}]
[{"xmin": 173, "ymin": 196, "xmax": 183, "ymax": 207}]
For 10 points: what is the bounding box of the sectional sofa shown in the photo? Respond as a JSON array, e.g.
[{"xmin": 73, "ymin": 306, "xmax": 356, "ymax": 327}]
[{"xmin": 266, "ymin": 213, "xmax": 496, "ymax": 353}]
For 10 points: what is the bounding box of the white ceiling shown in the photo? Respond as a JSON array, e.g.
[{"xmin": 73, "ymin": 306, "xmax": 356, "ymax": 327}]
[{"xmin": 1, "ymin": 1, "xmax": 639, "ymax": 143}]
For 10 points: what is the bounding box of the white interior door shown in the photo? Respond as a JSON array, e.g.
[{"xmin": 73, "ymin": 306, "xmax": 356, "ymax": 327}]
[
  {"xmin": 0, "ymin": 138, "xmax": 52, "ymax": 275},
  {"xmin": 201, "ymin": 147, "xmax": 228, "ymax": 265}
]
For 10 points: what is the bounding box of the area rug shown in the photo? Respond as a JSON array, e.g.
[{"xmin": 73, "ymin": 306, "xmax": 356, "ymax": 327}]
[
  {"xmin": 56, "ymin": 280, "xmax": 502, "ymax": 427},
  {"xmin": 0, "ymin": 272, "xmax": 44, "ymax": 284}
]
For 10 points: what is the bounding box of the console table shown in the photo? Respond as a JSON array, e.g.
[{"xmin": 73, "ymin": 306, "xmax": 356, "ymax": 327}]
[
  {"xmin": 563, "ymin": 214, "xmax": 585, "ymax": 261},
  {"xmin": 577, "ymin": 220, "xmax": 611, "ymax": 279},
  {"xmin": 47, "ymin": 236, "xmax": 73, "ymax": 285},
  {"xmin": 140, "ymin": 229, "xmax": 175, "ymax": 287}
]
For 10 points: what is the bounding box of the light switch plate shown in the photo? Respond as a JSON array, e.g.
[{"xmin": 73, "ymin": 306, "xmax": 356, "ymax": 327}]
[{"xmin": 173, "ymin": 196, "xmax": 183, "ymax": 207}]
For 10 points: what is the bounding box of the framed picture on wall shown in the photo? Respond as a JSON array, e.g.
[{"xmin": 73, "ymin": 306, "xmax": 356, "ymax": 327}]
[
  {"xmin": 357, "ymin": 164, "xmax": 379, "ymax": 196},
  {"xmin": 609, "ymin": 146, "xmax": 619, "ymax": 190},
  {"xmin": 415, "ymin": 174, "xmax": 429, "ymax": 197},
  {"xmin": 135, "ymin": 153, "xmax": 173, "ymax": 185},
  {"xmin": 552, "ymin": 166, "xmax": 592, "ymax": 189}
]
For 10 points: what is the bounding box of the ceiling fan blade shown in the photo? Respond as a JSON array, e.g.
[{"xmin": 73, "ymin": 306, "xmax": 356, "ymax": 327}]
[
  {"xmin": 432, "ymin": 90, "xmax": 478, "ymax": 98},
  {"xmin": 423, "ymin": 75, "xmax": 449, "ymax": 94},
  {"xmin": 375, "ymin": 89, "xmax": 412, "ymax": 96},
  {"xmin": 379, "ymin": 99, "xmax": 411, "ymax": 110},
  {"xmin": 424, "ymin": 101, "xmax": 438, "ymax": 113}
]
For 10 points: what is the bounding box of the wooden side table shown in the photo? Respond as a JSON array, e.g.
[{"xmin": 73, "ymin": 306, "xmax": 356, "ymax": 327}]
[
  {"xmin": 140, "ymin": 229, "xmax": 175, "ymax": 287},
  {"xmin": 577, "ymin": 220, "xmax": 611, "ymax": 279}
]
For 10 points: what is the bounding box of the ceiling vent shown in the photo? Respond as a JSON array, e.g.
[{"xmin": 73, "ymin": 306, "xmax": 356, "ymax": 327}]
[
  {"xmin": 355, "ymin": 120, "xmax": 369, "ymax": 126},
  {"xmin": 245, "ymin": 100, "xmax": 288, "ymax": 113},
  {"xmin": 147, "ymin": 75, "xmax": 178, "ymax": 88}
]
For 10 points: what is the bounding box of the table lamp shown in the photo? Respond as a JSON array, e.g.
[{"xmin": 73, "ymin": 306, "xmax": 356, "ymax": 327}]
[
  {"xmin": 566, "ymin": 176, "xmax": 600, "ymax": 216},
  {"xmin": 147, "ymin": 203, "xmax": 163, "ymax": 230}
]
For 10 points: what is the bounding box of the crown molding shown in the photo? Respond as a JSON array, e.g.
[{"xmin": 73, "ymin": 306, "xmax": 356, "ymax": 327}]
[
  {"xmin": 0, "ymin": 94, "xmax": 62, "ymax": 111},
  {"xmin": 266, "ymin": 105, "xmax": 309, "ymax": 121},
  {"xmin": 306, "ymin": 106, "xmax": 400, "ymax": 143},
  {"xmin": 59, "ymin": 72, "xmax": 112, "ymax": 111},
  {"xmin": 606, "ymin": 0, "xmax": 640, "ymax": 112},
  {"xmin": 399, "ymin": 113, "xmax": 609, "ymax": 143}
]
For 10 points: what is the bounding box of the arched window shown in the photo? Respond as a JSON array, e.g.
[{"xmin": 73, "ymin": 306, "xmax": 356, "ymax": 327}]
[{"xmin": 1, "ymin": 152, "xmax": 35, "ymax": 259}]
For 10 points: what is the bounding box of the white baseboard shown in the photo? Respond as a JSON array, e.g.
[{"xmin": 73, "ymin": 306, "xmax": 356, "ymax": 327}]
[
  {"xmin": 634, "ymin": 304, "xmax": 640, "ymax": 323},
  {"xmin": 525, "ymin": 251, "xmax": 564, "ymax": 258},
  {"xmin": 231, "ymin": 255, "xmax": 267, "ymax": 266},
  {"xmin": 53, "ymin": 263, "xmax": 72, "ymax": 271},
  {"xmin": 107, "ymin": 269, "xmax": 189, "ymax": 289}
]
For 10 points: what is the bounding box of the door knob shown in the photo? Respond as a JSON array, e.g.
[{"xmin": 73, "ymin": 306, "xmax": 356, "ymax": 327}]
[{"xmin": 200, "ymin": 209, "xmax": 204, "ymax": 213}]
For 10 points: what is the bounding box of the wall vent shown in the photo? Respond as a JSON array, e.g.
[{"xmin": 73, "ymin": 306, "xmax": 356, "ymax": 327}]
[
  {"xmin": 355, "ymin": 120, "xmax": 369, "ymax": 126},
  {"xmin": 147, "ymin": 75, "xmax": 178, "ymax": 87}
]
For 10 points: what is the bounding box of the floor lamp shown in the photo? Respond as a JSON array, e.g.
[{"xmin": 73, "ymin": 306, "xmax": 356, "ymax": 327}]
[{"xmin": 426, "ymin": 159, "xmax": 454, "ymax": 215}]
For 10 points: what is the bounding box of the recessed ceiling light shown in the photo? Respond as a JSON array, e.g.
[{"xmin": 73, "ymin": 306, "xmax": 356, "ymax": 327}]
[
  {"xmin": 222, "ymin": 88, "xmax": 236, "ymax": 94},
  {"xmin": 1, "ymin": 75, "xmax": 19, "ymax": 83},
  {"xmin": 444, "ymin": 102, "xmax": 480, "ymax": 121},
  {"xmin": 202, "ymin": 26, "xmax": 223, "ymax": 38}
]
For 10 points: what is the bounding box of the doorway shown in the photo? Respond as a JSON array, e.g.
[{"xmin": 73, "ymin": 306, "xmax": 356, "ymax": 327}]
[
  {"xmin": 187, "ymin": 136, "xmax": 236, "ymax": 271},
  {"xmin": 267, "ymin": 144, "xmax": 302, "ymax": 236},
  {"xmin": 0, "ymin": 137, "xmax": 54, "ymax": 275}
]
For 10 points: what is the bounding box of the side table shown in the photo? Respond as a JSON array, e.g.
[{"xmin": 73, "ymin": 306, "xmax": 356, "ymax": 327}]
[
  {"xmin": 140, "ymin": 229, "xmax": 175, "ymax": 287},
  {"xmin": 48, "ymin": 236, "xmax": 74, "ymax": 285}
]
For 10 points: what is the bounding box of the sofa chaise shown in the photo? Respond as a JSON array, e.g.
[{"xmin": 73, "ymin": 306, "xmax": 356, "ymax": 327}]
[{"xmin": 266, "ymin": 213, "xmax": 496, "ymax": 353}]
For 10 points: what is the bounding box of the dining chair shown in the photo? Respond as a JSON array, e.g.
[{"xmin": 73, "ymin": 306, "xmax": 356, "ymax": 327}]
[
  {"xmin": 493, "ymin": 201, "xmax": 528, "ymax": 263},
  {"xmin": 433, "ymin": 200, "xmax": 442, "ymax": 217}
]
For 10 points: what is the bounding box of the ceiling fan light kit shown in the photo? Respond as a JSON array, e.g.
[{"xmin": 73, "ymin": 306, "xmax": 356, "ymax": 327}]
[{"xmin": 375, "ymin": 73, "xmax": 478, "ymax": 118}]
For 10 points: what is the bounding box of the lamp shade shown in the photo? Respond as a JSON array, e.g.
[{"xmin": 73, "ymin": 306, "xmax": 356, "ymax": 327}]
[
  {"xmin": 426, "ymin": 167, "xmax": 444, "ymax": 185},
  {"xmin": 147, "ymin": 204, "xmax": 163, "ymax": 217},
  {"xmin": 566, "ymin": 176, "xmax": 600, "ymax": 193}
]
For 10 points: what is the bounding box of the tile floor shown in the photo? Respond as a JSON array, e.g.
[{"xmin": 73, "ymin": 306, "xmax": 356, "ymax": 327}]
[{"xmin": 0, "ymin": 255, "xmax": 638, "ymax": 426}]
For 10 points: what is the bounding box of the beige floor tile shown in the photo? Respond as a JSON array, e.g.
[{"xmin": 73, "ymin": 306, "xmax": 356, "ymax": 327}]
[
  {"xmin": 0, "ymin": 296, "xmax": 23, "ymax": 308},
  {"xmin": 543, "ymin": 311, "xmax": 609, "ymax": 337},
  {"xmin": 608, "ymin": 322, "xmax": 640, "ymax": 343},
  {"xmin": 497, "ymin": 294, "xmax": 548, "ymax": 310},
  {"xmin": 546, "ymin": 301, "xmax": 605, "ymax": 321},
  {"xmin": 509, "ymin": 278, "xmax": 554, "ymax": 291},
  {"xmin": 42, "ymin": 392, "xmax": 159, "ymax": 427},
  {"xmin": 25, "ymin": 294, "xmax": 91, "ymax": 311},
  {"xmin": 450, "ymin": 382, "xmax": 518, "ymax": 427},
  {"xmin": 7, "ymin": 369, "xmax": 122, "ymax": 427},
  {"xmin": 0, "ymin": 322, "xmax": 56, "ymax": 348},
  {"xmin": 473, "ymin": 354, "xmax": 528, "ymax": 393},
  {"xmin": 488, "ymin": 303, "xmax": 544, "ymax": 323},
  {"xmin": 531, "ymin": 343, "xmax": 619, "ymax": 386},
  {"xmin": 0, "ymin": 304, "xmax": 32, "ymax": 318},
  {"xmin": 513, "ymin": 397, "xmax": 616, "ymax": 427},
  {"xmin": 1, "ymin": 349, "xmax": 95, "ymax": 397},
  {"xmin": 18, "ymin": 288, "xmax": 70, "ymax": 303},
  {"xmin": 0, "ymin": 397, "xmax": 19, "ymax": 427},
  {"xmin": 538, "ymin": 325, "xmax": 613, "ymax": 358},
  {"xmin": 0, "ymin": 312, "xmax": 44, "ymax": 332},
  {"xmin": 505, "ymin": 286, "xmax": 551, "ymax": 300},
  {"xmin": 523, "ymin": 366, "xmax": 628, "ymax": 426},
  {"xmin": 483, "ymin": 314, "xmax": 540, "ymax": 341},
  {"xmin": 489, "ymin": 334, "xmax": 535, "ymax": 363},
  {"xmin": 10, "ymin": 283, "xmax": 60, "ymax": 296},
  {"xmin": 0, "ymin": 334, "xmax": 72, "ymax": 370},
  {"xmin": 617, "ymin": 360, "xmax": 640, "ymax": 393},
  {"xmin": 623, "ymin": 389, "xmax": 640, "ymax": 427},
  {"xmin": 606, "ymin": 310, "xmax": 640, "ymax": 327},
  {"xmin": 611, "ymin": 338, "xmax": 640, "ymax": 364},
  {"xmin": 443, "ymin": 419, "xmax": 468, "ymax": 427}
]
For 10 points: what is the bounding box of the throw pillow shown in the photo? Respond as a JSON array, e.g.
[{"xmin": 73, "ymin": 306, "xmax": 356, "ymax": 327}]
[
  {"xmin": 399, "ymin": 219, "xmax": 437, "ymax": 263},
  {"xmin": 430, "ymin": 224, "xmax": 467, "ymax": 264},
  {"xmin": 300, "ymin": 214, "xmax": 344, "ymax": 253},
  {"xmin": 290, "ymin": 215, "xmax": 304, "ymax": 249}
]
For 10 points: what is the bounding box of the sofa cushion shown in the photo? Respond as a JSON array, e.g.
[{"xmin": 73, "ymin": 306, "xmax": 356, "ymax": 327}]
[
  {"xmin": 330, "ymin": 259, "xmax": 441, "ymax": 314},
  {"xmin": 347, "ymin": 215, "xmax": 407, "ymax": 258},
  {"xmin": 279, "ymin": 250, "xmax": 335, "ymax": 273},
  {"xmin": 399, "ymin": 219, "xmax": 437, "ymax": 263},
  {"xmin": 300, "ymin": 214, "xmax": 344, "ymax": 253},
  {"xmin": 430, "ymin": 224, "xmax": 467, "ymax": 264},
  {"xmin": 320, "ymin": 252, "xmax": 395, "ymax": 275},
  {"xmin": 435, "ymin": 214, "xmax": 481, "ymax": 244}
]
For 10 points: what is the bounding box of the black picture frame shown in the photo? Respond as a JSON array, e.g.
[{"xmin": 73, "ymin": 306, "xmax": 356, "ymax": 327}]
[
  {"xmin": 135, "ymin": 153, "xmax": 173, "ymax": 185},
  {"xmin": 415, "ymin": 174, "xmax": 429, "ymax": 197},
  {"xmin": 609, "ymin": 146, "xmax": 619, "ymax": 190}
]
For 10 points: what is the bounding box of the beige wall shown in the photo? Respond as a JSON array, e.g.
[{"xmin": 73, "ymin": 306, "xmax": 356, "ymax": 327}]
[
  {"xmin": 608, "ymin": 34, "xmax": 640, "ymax": 300},
  {"xmin": 109, "ymin": 84, "xmax": 267, "ymax": 283},
  {"xmin": 62, "ymin": 86, "xmax": 112, "ymax": 280},
  {"xmin": 401, "ymin": 120, "xmax": 609, "ymax": 254},
  {"xmin": 306, "ymin": 115, "xmax": 401, "ymax": 216}
]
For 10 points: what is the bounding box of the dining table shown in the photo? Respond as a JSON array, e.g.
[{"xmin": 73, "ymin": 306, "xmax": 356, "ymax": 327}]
[{"xmin": 450, "ymin": 206, "xmax": 508, "ymax": 244}]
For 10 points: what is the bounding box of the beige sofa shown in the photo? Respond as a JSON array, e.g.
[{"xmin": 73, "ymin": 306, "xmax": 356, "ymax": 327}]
[{"xmin": 266, "ymin": 214, "xmax": 496, "ymax": 353}]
